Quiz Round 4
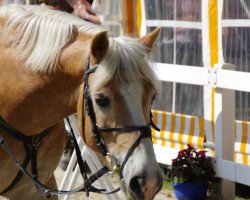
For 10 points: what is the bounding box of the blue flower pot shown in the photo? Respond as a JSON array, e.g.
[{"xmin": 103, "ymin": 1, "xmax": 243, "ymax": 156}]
[{"xmin": 172, "ymin": 182, "xmax": 208, "ymax": 200}]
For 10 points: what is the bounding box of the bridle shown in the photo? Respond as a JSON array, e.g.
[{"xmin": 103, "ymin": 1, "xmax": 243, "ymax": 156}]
[
  {"xmin": 0, "ymin": 58, "xmax": 160, "ymax": 198},
  {"xmin": 0, "ymin": 119, "xmax": 51, "ymax": 195},
  {"xmin": 0, "ymin": 118, "xmax": 115, "ymax": 197},
  {"xmin": 83, "ymin": 58, "xmax": 160, "ymax": 179}
]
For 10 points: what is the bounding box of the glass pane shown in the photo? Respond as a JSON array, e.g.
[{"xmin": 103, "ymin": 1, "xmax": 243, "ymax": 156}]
[
  {"xmin": 223, "ymin": 27, "xmax": 250, "ymax": 72},
  {"xmin": 145, "ymin": 0, "xmax": 201, "ymax": 21},
  {"xmin": 176, "ymin": 29, "xmax": 202, "ymax": 66},
  {"xmin": 150, "ymin": 27, "xmax": 174, "ymax": 63},
  {"xmin": 153, "ymin": 82, "xmax": 173, "ymax": 112},
  {"xmin": 146, "ymin": 1, "xmax": 203, "ymax": 117},
  {"xmin": 223, "ymin": 0, "xmax": 250, "ymax": 19},
  {"xmin": 175, "ymin": 84, "xmax": 203, "ymax": 117},
  {"xmin": 236, "ymin": 92, "xmax": 250, "ymax": 121},
  {"xmin": 144, "ymin": 0, "xmax": 174, "ymax": 20},
  {"xmin": 223, "ymin": 27, "xmax": 250, "ymax": 120},
  {"xmin": 176, "ymin": 0, "xmax": 201, "ymax": 22},
  {"xmin": 149, "ymin": 27, "xmax": 203, "ymax": 66}
]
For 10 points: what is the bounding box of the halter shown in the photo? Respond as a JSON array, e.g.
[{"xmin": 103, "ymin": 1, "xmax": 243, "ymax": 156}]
[{"xmin": 83, "ymin": 58, "xmax": 160, "ymax": 178}]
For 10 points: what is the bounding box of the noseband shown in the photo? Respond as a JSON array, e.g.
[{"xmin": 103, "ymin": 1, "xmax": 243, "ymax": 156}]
[{"xmin": 83, "ymin": 59, "xmax": 160, "ymax": 178}]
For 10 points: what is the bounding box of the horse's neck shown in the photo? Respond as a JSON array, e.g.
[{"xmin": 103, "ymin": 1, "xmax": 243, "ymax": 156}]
[
  {"xmin": 0, "ymin": 26, "xmax": 92, "ymax": 135},
  {"xmin": 0, "ymin": 49, "xmax": 87, "ymax": 136}
]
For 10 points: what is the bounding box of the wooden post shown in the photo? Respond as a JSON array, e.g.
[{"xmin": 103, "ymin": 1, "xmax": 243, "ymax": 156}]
[{"xmin": 214, "ymin": 63, "xmax": 235, "ymax": 200}]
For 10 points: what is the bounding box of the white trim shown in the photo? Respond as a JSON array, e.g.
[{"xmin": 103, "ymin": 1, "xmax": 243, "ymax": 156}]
[
  {"xmin": 216, "ymin": 68, "xmax": 250, "ymax": 92},
  {"xmin": 201, "ymin": 0, "xmax": 210, "ymax": 67},
  {"xmin": 146, "ymin": 20, "xmax": 202, "ymax": 29},
  {"xmin": 155, "ymin": 63, "xmax": 208, "ymax": 86},
  {"xmin": 155, "ymin": 63, "xmax": 250, "ymax": 93},
  {"xmin": 202, "ymin": 0, "xmax": 213, "ymax": 150},
  {"xmin": 222, "ymin": 19, "xmax": 250, "ymax": 27},
  {"xmin": 216, "ymin": 159, "xmax": 250, "ymax": 186}
]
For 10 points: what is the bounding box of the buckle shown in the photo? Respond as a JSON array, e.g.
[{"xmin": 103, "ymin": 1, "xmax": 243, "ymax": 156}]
[
  {"xmin": 105, "ymin": 153, "xmax": 120, "ymax": 174},
  {"xmin": 29, "ymin": 136, "xmax": 41, "ymax": 149}
]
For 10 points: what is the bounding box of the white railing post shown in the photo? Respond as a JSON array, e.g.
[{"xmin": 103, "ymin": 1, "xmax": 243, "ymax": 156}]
[{"xmin": 214, "ymin": 63, "xmax": 235, "ymax": 200}]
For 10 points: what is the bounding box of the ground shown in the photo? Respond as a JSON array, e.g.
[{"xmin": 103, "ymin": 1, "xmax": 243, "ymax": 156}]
[
  {"xmin": 54, "ymin": 167, "xmax": 176, "ymax": 200},
  {"xmin": 1, "ymin": 167, "xmax": 250, "ymax": 199}
]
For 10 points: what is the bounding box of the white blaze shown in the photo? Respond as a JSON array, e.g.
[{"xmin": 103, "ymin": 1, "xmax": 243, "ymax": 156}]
[{"xmin": 120, "ymin": 82, "xmax": 145, "ymax": 126}]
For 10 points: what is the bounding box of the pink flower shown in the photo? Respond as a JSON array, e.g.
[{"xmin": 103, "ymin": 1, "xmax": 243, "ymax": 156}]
[
  {"xmin": 178, "ymin": 149, "xmax": 187, "ymax": 157},
  {"xmin": 197, "ymin": 151, "xmax": 206, "ymax": 157},
  {"xmin": 189, "ymin": 153, "xmax": 194, "ymax": 158}
]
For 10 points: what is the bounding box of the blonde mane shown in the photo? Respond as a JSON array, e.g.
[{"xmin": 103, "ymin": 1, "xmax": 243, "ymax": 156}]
[
  {"xmin": 0, "ymin": 4, "xmax": 103, "ymax": 72},
  {"xmin": 0, "ymin": 4, "xmax": 160, "ymax": 91},
  {"xmin": 92, "ymin": 36, "xmax": 161, "ymax": 92}
]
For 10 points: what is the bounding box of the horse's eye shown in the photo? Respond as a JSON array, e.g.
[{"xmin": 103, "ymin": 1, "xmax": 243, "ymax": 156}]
[{"xmin": 95, "ymin": 94, "xmax": 110, "ymax": 108}]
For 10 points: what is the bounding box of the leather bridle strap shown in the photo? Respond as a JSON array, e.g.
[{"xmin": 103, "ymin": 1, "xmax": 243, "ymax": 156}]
[
  {"xmin": 83, "ymin": 59, "xmax": 160, "ymax": 179},
  {"xmin": 119, "ymin": 127, "xmax": 151, "ymax": 178},
  {"xmin": 0, "ymin": 143, "xmax": 30, "ymax": 195},
  {"xmin": 0, "ymin": 135, "xmax": 110, "ymax": 197},
  {"xmin": 0, "ymin": 118, "xmax": 51, "ymax": 195},
  {"xmin": 84, "ymin": 65, "xmax": 108, "ymax": 156},
  {"xmin": 0, "ymin": 119, "xmax": 119, "ymax": 197},
  {"xmin": 65, "ymin": 118, "xmax": 110, "ymax": 197}
]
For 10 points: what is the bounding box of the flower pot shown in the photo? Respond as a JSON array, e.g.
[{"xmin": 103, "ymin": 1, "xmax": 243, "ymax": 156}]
[{"xmin": 172, "ymin": 182, "xmax": 208, "ymax": 200}]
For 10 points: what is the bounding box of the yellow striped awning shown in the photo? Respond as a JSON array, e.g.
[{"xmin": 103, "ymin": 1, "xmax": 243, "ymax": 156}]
[
  {"xmin": 152, "ymin": 110, "xmax": 250, "ymax": 166},
  {"xmin": 152, "ymin": 110, "xmax": 205, "ymax": 150}
]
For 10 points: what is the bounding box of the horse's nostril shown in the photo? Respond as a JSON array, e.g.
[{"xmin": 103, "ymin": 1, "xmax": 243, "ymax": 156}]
[{"xmin": 129, "ymin": 176, "xmax": 145, "ymax": 197}]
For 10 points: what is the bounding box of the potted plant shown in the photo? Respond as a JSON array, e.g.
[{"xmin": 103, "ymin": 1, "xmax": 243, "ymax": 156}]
[{"xmin": 165, "ymin": 144, "xmax": 215, "ymax": 200}]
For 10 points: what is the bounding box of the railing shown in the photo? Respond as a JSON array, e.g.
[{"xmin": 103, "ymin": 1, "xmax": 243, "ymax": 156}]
[{"xmin": 154, "ymin": 62, "xmax": 250, "ymax": 187}]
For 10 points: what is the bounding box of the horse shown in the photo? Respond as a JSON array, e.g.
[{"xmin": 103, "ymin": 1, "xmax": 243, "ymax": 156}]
[{"xmin": 0, "ymin": 4, "xmax": 163, "ymax": 200}]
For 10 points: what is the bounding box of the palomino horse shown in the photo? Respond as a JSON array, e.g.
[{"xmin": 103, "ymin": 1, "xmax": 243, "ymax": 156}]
[{"xmin": 0, "ymin": 4, "xmax": 163, "ymax": 200}]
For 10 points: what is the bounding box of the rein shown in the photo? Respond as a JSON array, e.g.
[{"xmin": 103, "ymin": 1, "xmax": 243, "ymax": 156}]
[
  {"xmin": 0, "ymin": 118, "xmax": 117, "ymax": 197},
  {"xmin": 0, "ymin": 118, "xmax": 51, "ymax": 195},
  {"xmin": 83, "ymin": 58, "xmax": 160, "ymax": 179}
]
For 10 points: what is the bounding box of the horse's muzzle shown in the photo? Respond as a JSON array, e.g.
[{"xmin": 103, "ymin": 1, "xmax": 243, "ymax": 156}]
[{"xmin": 128, "ymin": 169, "xmax": 163, "ymax": 200}]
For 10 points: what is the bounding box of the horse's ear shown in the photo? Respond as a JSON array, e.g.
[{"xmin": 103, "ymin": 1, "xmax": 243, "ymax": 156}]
[
  {"xmin": 139, "ymin": 27, "xmax": 161, "ymax": 49},
  {"xmin": 90, "ymin": 31, "xmax": 109, "ymax": 64}
]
